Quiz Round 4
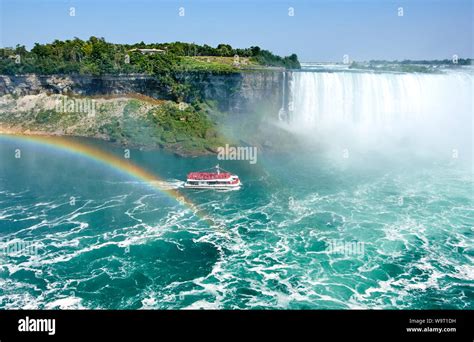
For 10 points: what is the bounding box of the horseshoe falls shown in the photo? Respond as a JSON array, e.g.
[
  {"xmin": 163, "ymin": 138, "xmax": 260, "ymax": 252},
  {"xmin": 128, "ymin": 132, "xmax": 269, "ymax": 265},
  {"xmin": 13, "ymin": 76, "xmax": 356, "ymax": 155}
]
[{"xmin": 288, "ymin": 68, "xmax": 473, "ymax": 155}]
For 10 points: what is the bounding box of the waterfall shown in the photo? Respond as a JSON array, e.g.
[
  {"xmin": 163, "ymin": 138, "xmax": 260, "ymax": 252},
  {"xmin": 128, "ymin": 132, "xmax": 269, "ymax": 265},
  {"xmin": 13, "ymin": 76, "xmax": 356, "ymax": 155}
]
[{"xmin": 289, "ymin": 70, "xmax": 473, "ymax": 131}]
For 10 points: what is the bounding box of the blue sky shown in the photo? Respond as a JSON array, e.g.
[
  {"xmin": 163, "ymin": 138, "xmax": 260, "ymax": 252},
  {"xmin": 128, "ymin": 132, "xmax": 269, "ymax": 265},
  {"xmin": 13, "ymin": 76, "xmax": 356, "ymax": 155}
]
[{"xmin": 0, "ymin": 0, "xmax": 472, "ymax": 61}]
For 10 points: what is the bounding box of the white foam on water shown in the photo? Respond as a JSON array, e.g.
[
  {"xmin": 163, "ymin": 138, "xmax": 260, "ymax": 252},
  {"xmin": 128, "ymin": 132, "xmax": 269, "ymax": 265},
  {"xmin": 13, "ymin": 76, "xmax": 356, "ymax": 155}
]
[{"xmin": 45, "ymin": 296, "xmax": 84, "ymax": 309}]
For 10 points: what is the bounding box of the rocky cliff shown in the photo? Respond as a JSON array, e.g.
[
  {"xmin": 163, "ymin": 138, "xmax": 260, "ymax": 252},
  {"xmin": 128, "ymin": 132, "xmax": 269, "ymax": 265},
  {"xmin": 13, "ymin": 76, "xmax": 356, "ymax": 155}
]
[
  {"xmin": 0, "ymin": 71, "xmax": 287, "ymax": 116},
  {"xmin": 0, "ymin": 71, "xmax": 299, "ymax": 155}
]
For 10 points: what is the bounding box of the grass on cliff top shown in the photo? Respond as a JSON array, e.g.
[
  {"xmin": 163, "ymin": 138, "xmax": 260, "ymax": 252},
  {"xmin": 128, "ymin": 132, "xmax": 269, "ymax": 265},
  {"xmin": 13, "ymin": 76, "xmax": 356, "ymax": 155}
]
[{"xmin": 178, "ymin": 56, "xmax": 261, "ymax": 72}]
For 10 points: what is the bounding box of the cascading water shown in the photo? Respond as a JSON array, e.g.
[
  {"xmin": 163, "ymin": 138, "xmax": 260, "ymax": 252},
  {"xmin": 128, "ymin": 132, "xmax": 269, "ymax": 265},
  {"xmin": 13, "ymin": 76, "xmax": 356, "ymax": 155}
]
[
  {"xmin": 290, "ymin": 69, "xmax": 472, "ymax": 127},
  {"xmin": 288, "ymin": 68, "xmax": 473, "ymax": 150}
]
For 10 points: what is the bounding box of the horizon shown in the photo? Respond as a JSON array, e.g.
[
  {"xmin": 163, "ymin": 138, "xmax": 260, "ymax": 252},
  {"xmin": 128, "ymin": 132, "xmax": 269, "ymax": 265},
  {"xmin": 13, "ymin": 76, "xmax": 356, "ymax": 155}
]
[{"xmin": 0, "ymin": 0, "xmax": 472, "ymax": 62}]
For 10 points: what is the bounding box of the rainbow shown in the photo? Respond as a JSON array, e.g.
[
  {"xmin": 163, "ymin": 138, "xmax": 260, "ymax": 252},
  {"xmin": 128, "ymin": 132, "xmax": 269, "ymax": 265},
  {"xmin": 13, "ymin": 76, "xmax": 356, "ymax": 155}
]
[{"xmin": 0, "ymin": 133, "xmax": 215, "ymax": 226}]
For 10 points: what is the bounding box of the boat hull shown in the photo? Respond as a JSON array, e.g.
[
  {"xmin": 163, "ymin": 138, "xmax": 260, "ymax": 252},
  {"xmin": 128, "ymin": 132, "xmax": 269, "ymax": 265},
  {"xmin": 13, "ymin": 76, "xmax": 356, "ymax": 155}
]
[{"xmin": 184, "ymin": 183, "xmax": 241, "ymax": 190}]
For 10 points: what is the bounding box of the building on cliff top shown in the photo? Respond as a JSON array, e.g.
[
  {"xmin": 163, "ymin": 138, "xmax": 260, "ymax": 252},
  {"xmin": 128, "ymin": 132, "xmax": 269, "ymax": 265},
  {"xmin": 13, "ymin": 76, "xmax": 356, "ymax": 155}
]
[{"xmin": 128, "ymin": 48, "xmax": 166, "ymax": 55}]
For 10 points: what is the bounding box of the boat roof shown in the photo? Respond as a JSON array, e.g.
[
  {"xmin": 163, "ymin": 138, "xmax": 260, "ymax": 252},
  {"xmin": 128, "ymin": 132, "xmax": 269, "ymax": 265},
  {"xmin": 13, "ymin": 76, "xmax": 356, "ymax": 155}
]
[{"xmin": 187, "ymin": 172, "xmax": 233, "ymax": 180}]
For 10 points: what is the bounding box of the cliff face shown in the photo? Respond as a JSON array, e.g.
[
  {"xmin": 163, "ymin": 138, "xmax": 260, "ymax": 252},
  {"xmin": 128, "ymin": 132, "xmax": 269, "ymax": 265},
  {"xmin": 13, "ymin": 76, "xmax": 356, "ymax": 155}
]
[
  {"xmin": 178, "ymin": 72, "xmax": 285, "ymax": 114},
  {"xmin": 0, "ymin": 72, "xmax": 286, "ymax": 115},
  {"xmin": 0, "ymin": 71, "xmax": 299, "ymax": 155}
]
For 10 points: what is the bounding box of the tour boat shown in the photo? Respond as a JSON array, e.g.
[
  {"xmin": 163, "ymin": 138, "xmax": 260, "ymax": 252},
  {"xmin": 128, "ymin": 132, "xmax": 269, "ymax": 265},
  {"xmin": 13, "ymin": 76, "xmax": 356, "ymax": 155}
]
[{"xmin": 184, "ymin": 165, "xmax": 241, "ymax": 190}]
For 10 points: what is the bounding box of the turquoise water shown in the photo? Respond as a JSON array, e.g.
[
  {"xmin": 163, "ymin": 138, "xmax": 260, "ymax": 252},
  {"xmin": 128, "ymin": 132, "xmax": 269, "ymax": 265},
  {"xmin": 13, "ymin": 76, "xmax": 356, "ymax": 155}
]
[{"xmin": 0, "ymin": 136, "xmax": 472, "ymax": 309}]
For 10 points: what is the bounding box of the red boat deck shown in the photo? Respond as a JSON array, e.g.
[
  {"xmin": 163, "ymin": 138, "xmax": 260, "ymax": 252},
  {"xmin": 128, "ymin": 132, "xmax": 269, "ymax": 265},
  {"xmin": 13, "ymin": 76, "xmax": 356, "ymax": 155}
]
[{"xmin": 187, "ymin": 172, "xmax": 232, "ymax": 180}]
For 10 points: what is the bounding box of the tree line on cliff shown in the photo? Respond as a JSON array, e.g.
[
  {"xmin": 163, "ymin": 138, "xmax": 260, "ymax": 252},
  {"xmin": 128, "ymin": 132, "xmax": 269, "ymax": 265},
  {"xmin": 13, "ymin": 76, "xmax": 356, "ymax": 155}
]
[{"xmin": 0, "ymin": 37, "xmax": 300, "ymax": 76}]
